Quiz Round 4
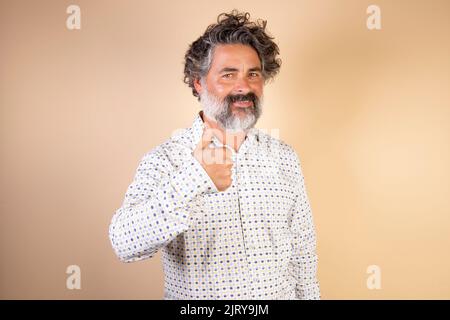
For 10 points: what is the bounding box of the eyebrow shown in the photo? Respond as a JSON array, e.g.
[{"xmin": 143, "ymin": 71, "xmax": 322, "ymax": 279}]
[{"xmin": 219, "ymin": 66, "xmax": 262, "ymax": 73}]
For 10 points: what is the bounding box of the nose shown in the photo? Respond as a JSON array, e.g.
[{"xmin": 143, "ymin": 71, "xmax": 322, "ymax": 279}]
[{"xmin": 233, "ymin": 76, "xmax": 251, "ymax": 94}]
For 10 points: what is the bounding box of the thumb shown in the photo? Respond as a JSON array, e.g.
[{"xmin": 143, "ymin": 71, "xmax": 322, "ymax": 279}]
[{"xmin": 196, "ymin": 123, "xmax": 214, "ymax": 150}]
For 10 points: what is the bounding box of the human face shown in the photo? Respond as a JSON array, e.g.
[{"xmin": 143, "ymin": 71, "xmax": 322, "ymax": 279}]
[{"xmin": 194, "ymin": 44, "xmax": 265, "ymax": 132}]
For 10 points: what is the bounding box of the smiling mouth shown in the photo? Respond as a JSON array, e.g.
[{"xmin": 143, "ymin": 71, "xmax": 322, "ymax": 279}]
[{"xmin": 232, "ymin": 100, "xmax": 253, "ymax": 108}]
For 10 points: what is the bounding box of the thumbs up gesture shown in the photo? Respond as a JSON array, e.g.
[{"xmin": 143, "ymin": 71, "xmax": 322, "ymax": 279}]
[{"xmin": 192, "ymin": 124, "xmax": 233, "ymax": 192}]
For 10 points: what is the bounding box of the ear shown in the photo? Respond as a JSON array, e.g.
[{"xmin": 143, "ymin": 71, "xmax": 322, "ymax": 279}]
[{"xmin": 193, "ymin": 77, "xmax": 203, "ymax": 96}]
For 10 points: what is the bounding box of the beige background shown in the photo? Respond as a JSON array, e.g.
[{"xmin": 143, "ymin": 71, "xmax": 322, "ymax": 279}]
[{"xmin": 1, "ymin": 0, "xmax": 449, "ymax": 299}]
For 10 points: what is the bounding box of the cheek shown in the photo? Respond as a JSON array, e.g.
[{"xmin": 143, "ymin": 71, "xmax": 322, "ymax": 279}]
[
  {"xmin": 211, "ymin": 84, "xmax": 234, "ymax": 100},
  {"xmin": 251, "ymin": 83, "xmax": 264, "ymax": 96},
  {"xmin": 207, "ymin": 79, "xmax": 231, "ymax": 96}
]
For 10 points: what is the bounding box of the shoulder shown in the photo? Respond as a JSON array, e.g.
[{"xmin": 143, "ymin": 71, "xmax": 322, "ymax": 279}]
[
  {"xmin": 254, "ymin": 128, "xmax": 299, "ymax": 162},
  {"xmin": 254, "ymin": 128, "xmax": 305, "ymax": 184}
]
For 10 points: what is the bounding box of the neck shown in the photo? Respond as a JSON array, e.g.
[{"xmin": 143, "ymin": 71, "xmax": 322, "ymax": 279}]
[{"xmin": 200, "ymin": 111, "xmax": 247, "ymax": 152}]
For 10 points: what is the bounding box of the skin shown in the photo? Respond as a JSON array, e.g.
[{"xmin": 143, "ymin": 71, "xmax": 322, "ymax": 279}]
[{"xmin": 192, "ymin": 44, "xmax": 265, "ymax": 191}]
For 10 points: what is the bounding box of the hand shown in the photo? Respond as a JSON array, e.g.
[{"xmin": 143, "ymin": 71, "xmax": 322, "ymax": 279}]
[{"xmin": 192, "ymin": 124, "xmax": 233, "ymax": 191}]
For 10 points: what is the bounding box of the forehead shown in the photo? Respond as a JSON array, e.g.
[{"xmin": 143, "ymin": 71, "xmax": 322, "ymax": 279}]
[{"xmin": 210, "ymin": 44, "xmax": 261, "ymax": 70}]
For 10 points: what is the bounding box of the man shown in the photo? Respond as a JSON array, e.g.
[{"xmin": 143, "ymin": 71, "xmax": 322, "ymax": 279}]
[{"xmin": 108, "ymin": 10, "xmax": 320, "ymax": 300}]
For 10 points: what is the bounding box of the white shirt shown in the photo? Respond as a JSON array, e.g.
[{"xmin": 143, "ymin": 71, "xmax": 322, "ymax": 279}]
[{"xmin": 108, "ymin": 112, "xmax": 320, "ymax": 299}]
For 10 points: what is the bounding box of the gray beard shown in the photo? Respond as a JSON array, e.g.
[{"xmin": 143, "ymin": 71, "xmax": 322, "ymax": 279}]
[{"xmin": 199, "ymin": 88, "xmax": 263, "ymax": 134}]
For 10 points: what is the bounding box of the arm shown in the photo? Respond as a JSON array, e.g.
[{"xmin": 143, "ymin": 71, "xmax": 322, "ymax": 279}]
[
  {"xmin": 108, "ymin": 145, "xmax": 217, "ymax": 263},
  {"xmin": 288, "ymin": 150, "xmax": 321, "ymax": 299}
]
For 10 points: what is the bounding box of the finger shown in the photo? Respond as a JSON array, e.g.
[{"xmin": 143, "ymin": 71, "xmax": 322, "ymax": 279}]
[
  {"xmin": 204, "ymin": 122, "xmax": 225, "ymax": 146},
  {"xmin": 224, "ymin": 147, "xmax": 233, "ymax": 164},
  {"xmin": 217, "ymin": 147, "xmax": 233, "ymax": 165},
  {"xmin": 195, "ymin": 126, "xmax": 214, "ymax": 151},
  {"xmin": 224, "ymin": 163, "xmax": 233, "ymax": 169}
]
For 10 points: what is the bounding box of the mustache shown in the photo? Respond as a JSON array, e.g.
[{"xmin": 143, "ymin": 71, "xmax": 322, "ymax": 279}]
[{"xmin": 224, "ymin": 92, "xmax": 258, "ymax": 105}]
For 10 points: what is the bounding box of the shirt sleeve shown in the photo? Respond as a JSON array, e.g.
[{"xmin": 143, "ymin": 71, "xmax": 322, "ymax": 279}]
[
  {"xmin": 288, "ymin": 149, "xmax": 321, "ymax": 299},
  {"xmin": 108, "ymin": 145, "xmax": 218, "ymax": 263}
]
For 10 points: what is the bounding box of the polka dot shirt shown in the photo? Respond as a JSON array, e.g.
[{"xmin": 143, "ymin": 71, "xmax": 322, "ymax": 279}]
[{"xmin": 109, "ymin": 112, "xmax": 320, "ymax": 300}]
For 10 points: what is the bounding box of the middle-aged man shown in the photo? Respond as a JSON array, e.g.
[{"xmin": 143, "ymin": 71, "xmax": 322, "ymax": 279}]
[{"xmin": 109, "ymin": 9, "xmax": 320, "ymax": 300}]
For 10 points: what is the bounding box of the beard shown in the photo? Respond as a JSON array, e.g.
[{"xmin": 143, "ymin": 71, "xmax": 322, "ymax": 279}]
[{"xmin": 199, "ymin": 81, "xmax": 264, "ymax": 133}]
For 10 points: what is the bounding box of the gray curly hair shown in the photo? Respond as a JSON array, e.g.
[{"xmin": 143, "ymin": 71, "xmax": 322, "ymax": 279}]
[{"xmin": 183, "ymin": 9, "xmax": 282, "ymax": 100}]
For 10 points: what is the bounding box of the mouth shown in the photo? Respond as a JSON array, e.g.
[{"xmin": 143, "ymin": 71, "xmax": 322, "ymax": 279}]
[{"xmin": 232, "ymin": 100, "xmax": 253, "ymax": 108}]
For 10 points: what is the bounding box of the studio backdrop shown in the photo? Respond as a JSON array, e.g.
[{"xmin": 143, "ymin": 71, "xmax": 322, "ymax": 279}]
[{"xmin": 1, "ymin": 0, "xmax": 449, "ymax": 299}]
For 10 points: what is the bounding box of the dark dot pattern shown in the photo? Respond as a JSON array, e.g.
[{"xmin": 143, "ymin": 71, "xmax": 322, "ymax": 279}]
[{"xmin": 109, "ymin": 112, "xmax": 320, "ymax": 300}]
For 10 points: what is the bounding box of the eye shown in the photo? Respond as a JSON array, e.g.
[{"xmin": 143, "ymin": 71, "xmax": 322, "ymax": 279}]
[
  {"xmin": 249, "ymin": 72, "xmax": 260, "ymax": 77},
  {"xmin": 222, "ymin": 73, "xmax": 233, "ymax": 78}
]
